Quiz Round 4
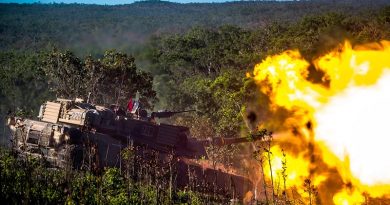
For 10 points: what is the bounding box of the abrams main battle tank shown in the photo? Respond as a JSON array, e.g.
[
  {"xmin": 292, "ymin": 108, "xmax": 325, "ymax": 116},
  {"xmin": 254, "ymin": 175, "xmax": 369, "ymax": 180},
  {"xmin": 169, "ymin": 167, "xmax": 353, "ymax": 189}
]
[{"xmin": 7, "ymin": 98, "xmax": 265, "ymax": 199}]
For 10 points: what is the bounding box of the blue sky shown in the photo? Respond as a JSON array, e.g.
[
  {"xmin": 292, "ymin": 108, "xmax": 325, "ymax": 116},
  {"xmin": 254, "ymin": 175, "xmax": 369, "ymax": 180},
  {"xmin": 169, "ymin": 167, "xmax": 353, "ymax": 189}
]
[{"xmin": 0, "ymin": 0, "xmax": 233, "ymax": 4}]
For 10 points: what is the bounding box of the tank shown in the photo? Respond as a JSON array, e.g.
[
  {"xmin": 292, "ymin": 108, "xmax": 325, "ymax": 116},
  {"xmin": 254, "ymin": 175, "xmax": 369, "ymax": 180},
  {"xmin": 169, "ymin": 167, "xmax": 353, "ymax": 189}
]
[{"xmin": 6, "ymin": 98, "xmax": 266, "ymax": 200}]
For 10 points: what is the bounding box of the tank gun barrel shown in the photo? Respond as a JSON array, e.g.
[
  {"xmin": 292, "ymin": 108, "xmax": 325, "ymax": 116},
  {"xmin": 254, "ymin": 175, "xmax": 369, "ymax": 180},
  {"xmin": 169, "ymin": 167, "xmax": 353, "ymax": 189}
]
[
  {"xmin": 210, "ymin": 137, "xmax": 253, "ymax": 146},
  {"xmin": 204, "ymin": 129, "xmax": 271, "ymax": 146},
  {"xmin": 153, "ymin": 109, "xmax": 196, "ymax": 118}
]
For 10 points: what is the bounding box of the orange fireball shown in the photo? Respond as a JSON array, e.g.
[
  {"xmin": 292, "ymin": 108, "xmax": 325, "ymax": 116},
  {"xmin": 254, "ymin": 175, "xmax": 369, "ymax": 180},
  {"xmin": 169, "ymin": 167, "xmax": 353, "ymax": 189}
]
[{"xmin": 252, "ymin": 40, "xmax": 390, "ymax": 204}]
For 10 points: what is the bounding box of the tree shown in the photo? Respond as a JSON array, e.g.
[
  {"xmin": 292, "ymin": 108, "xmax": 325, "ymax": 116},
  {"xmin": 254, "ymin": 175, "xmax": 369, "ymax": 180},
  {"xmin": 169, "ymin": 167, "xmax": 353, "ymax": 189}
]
[
  {"xmin": 42, "ymin": 50, "xmax": 157, "ymax": 108},
  {"xmin": 42, "ymin": 50, "xmax": 85, "ymax": 99},
  {"xmin": 0, "ymin": 51, "xmax": 50, "ymax": 115}
]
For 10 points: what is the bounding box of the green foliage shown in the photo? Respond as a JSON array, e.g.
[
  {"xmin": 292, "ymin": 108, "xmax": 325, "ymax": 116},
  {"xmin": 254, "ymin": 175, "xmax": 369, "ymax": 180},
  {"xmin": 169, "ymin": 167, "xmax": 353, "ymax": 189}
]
[
  {"xmin": 0, "ymin": 150, "xmax": 66, "ymax": 204},
  {"xmin": 176, "ymin": 190, "xmax": 203, "ymax": 205},
  {"xmin": 170, "ymin": 71, "xmax": 253, "ymax": 137},
  {"xmin": 1, "ymin": 1, "xmax": 389, "ymax": 55},
  {"xmin": 147, "ymin": 8, "xmax": 390, "ymax": 139},
  {"xmin": 0, "ymin": 51, "xmax": 51, "ymax": 117},
  {"xmin": 147, "ymin": 26, "xmax": 260, "ymax": 78},
  {"xmin": 42, "ymin": 49, "xmax": 157, "ymax": 108},
  {"xmin": 43, "ymin": 50, "xmax": 85, "ymax": 98},
  {"xmin": 67, "ymin": 172, "xmax": 100, "ymax": 204},
  {"xmin": 101, "ymin": 168, "xmax": 127, "ymax": 204},
  {"xmin": 0, "ymin": 148, "xmax": 211, "ymax": 204}
]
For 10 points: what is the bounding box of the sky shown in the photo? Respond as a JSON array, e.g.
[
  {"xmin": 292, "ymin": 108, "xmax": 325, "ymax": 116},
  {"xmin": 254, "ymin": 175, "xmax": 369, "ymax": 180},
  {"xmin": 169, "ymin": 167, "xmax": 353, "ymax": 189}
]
[{"xmin": 0, "ymin": 0, "xmax": 234, "ymax": 4}]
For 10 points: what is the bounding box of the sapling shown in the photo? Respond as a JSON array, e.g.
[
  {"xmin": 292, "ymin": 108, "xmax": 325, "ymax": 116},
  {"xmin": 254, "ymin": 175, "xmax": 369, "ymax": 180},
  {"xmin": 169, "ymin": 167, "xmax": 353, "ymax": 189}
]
[
  {"xmin": 264, "ymin": 132, "xmax": 275, "ymax": 204},
  {"xmin": 281, "ymin": 149, "xmax": 288, "ymax": 204},
  {"xmin": 304, "ymin": 178, "xmax": 318, "ymax": 205}
]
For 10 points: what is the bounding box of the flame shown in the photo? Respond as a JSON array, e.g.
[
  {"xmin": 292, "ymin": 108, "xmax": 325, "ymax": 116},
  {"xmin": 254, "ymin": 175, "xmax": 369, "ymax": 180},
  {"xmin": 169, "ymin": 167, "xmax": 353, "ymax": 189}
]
[
  {"xmin": 252, "ymin": 40, "xmax": 390, "ymax": 204},
  {"xmin": 263, "ymin": 145, "xmax": 310, "ymax": 189},
  {"xmin": 333, "ymin": 189, "xmax": 365, "ymax": 205}
]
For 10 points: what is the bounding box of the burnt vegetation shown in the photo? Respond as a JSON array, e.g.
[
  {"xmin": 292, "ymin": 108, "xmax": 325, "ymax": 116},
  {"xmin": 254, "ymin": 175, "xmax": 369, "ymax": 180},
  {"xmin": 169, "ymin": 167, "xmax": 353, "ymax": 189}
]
[{"xmin": 1, "ymin": 0, "xmax": 390, "ymax": 204}]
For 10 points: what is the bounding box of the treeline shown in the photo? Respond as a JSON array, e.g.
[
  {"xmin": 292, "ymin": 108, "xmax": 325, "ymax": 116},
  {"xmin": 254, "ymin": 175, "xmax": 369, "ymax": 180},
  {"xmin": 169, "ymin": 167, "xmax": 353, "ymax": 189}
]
[
  {"xmin": 1, "ymin": 7, "xmax": 390, "ymax": 140},
  {"xmin": 1, "ymin": 0, "xmax": 390, "ymax": 55},
  {"xmin": 0, "ymin": 50, "xmax": 156, "ymax": 112}
]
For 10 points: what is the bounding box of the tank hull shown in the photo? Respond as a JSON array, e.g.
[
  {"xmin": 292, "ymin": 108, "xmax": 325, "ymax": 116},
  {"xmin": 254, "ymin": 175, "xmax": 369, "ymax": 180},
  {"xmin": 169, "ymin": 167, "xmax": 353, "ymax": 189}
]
[{"xmin": 6, "ymin": 99, "xmax": 260, "ymax": 200}]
